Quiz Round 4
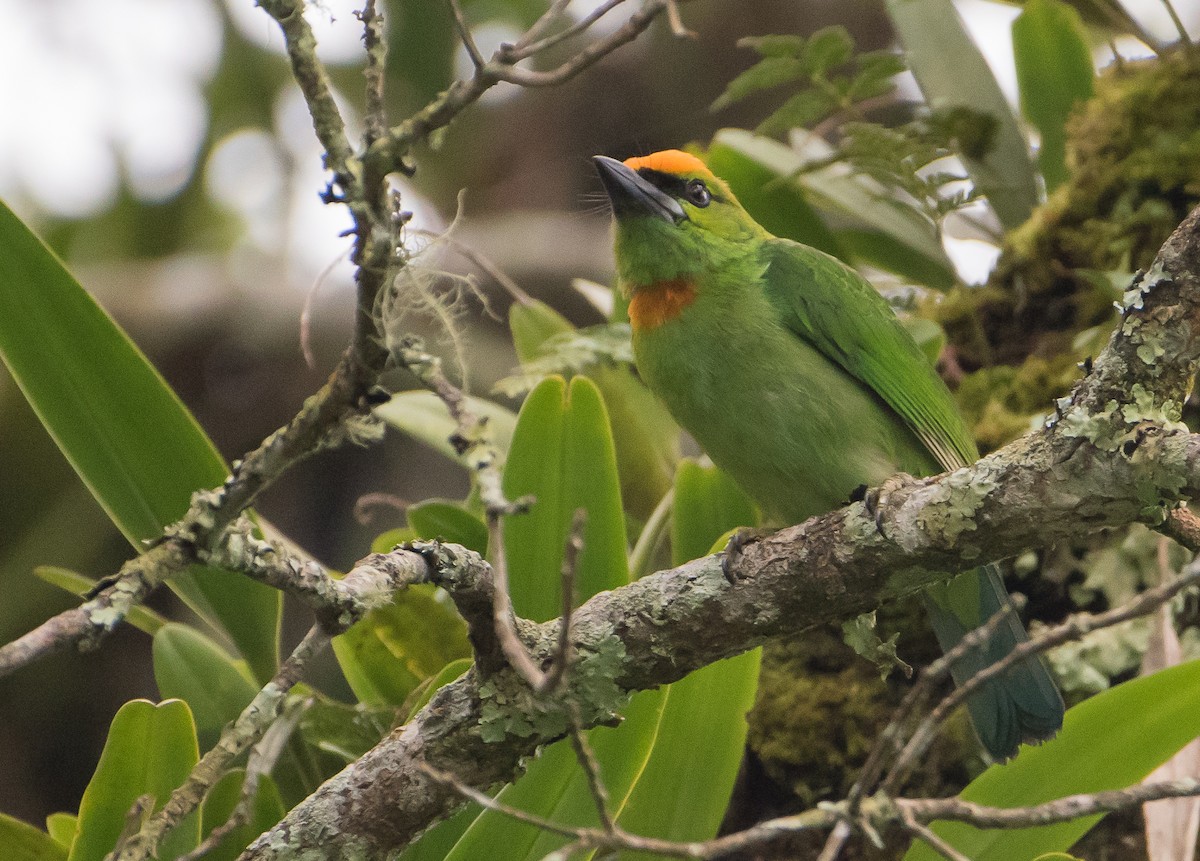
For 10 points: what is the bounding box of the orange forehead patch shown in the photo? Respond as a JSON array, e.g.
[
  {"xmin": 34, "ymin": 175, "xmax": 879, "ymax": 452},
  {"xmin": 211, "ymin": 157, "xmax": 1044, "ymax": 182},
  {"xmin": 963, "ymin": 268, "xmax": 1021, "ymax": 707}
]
[
  {"xmin": 623, "ymin": 149, "xmax": 708, "ymax": 177},
  {"xmin": 628, "ymin": 278, "xmax": 697, "ymax": 330}
]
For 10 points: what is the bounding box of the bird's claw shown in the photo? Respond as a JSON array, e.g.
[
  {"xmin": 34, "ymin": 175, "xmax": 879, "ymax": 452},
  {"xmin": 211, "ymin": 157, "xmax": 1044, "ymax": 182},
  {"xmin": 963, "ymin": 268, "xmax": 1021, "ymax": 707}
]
[
  {"xmin": 721, "ymin": 527, "xmax": 764, "ymax": 584},
  {"xmin": 860, "ymin": 473, "xmax": 915, "ymax": 539}
]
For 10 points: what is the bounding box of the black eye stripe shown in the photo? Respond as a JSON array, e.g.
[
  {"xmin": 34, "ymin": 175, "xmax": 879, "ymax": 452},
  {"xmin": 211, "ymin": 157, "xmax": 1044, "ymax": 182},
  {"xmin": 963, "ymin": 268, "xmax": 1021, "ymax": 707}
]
[{"xmin": 637, "ymin": 168, "xmax": 724, "ymax": 204}]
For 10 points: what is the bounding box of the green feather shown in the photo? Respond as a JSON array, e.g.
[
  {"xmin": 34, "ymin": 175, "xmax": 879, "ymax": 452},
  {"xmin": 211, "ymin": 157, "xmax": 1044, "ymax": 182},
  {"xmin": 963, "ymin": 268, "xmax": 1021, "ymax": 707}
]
[{"xmin": 597, "ymin": 152, "xmax": 1063, "ymax": 759}]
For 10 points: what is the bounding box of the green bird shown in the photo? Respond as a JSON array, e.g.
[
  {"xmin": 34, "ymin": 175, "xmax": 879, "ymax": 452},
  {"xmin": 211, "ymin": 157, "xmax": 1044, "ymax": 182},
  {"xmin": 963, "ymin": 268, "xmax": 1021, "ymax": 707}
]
[{"xmin": 594, "ymin": 149, "xmax": 1063, "ymax": 759}]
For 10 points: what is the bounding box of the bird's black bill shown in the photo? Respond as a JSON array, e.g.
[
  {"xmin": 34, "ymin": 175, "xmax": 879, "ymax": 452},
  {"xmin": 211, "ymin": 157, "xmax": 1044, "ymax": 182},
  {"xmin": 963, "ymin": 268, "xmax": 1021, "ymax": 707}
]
[{"xmin": 593, "ymin": 156, "xmax": 687, "ymax": 224}]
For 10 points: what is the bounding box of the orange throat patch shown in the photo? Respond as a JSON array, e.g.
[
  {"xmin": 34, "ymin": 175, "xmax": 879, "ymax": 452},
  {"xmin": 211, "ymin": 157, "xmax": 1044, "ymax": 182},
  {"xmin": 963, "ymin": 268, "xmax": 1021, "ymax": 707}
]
[{"xmin": 628, "ymin": 279, "xmax": 697, "ymax": 331}]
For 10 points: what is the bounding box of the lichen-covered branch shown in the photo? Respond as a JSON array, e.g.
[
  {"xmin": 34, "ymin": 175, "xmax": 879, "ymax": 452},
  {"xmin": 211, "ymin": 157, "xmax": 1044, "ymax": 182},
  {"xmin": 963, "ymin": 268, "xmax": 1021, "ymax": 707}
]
[
  {"xmin": 201, "ymin": 521, "xmax": 430, "ymax": 632},
  {"xmin": 238, "ymin": 206, "xmax": 1200, "ymax": 858}
]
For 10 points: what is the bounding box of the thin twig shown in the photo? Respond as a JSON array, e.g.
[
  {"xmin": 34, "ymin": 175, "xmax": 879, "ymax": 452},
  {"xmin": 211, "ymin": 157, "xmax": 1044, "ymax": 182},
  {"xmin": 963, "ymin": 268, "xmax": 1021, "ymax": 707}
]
[
  {"xmin": 567, "ymin": 702, "xmax": 615, "ymax": 832},
  {"xmin": 905, "ymin": 778, "xmax": 1200, "ymax": 829},
  {"xmin": 256, "ymin": 0, "xmax": 355, "ymax": 180},
  {"xmin": 379, "ymin": 0, "xmax": 676, "ymax": 165},
  {"xmin": 1158, "ymin": 0, "xmax": 1192, "ymax": 46},
  {"xmin": 664, "ymin": 0, "xmax": 696, "ymax": 38},
  {"xmin": 360, "ymin": 0, "xmax": 388, "ymax": 145},
  {"xmin": 114, "ymin": 625, "xmax": 330, "ymax": 861},
  {"xmin": 902, "ymin": 814, "xmax": 970, "ymax": 861},
  {"xmin": 200, "ymin": 522, "xmax": 430, "ymax": 630},
  {"xmin": 511, "ymin": 0, "xmax": 574, "ymax": 52},
  {"xmin": 851, "ymin": 598, "xmax": 1021, "ymax": 808},
  {"xmin": 421, "ymin": 763, "xmax": 591, "ymax": 841},
  {"xmin": 489, "ymin": 515, "xmax": 550, "ymax": 684},
  {"xmin": 510, "ymin": 0, "xmax": 628, "ymax": 60},
  {"xmin": 537, "ymin": 509, "xmax": 586, "ymax": 694},
  {"xmin": 449, "ymin": 0, "xmax": 485, "ymax": 69},
  {"xmin": 815, "ymin": 820, "xmax": 852, "ymax": 861}
]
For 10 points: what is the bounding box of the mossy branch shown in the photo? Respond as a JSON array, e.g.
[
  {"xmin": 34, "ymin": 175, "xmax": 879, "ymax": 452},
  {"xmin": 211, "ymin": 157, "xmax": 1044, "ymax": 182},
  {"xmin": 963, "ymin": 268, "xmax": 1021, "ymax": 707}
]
[{"xmin": 239, "ymin": 207, "xmax": 1200, "ymax": 858}]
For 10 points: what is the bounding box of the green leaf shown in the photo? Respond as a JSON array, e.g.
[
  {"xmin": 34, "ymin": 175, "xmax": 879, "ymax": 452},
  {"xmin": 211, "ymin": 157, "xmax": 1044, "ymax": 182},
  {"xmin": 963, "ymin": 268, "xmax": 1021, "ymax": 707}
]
[
  {"xmin": 502, "ymin": 376, "xmax": 629, "ymax": 621},
  {"xmin": 405, "ymin": 657, "xmax": 472, "ymax": 720},
  {"xmin": 738, "ymin": 34, "xmax": 807, "ymax": 58},
  {"xmin": 0, "ymin": 813, "xmax": 67, "ymax": 861},
  {"xmin": 69, "ymin": 699, "xmax": 200, "ymax": 861},
  {"xmin": 406, "ymin": 500, "xmax": 488, "ymax": 555},
  {"xmin": 0, "ymin": 199, "xmax": 280, "ymax": 681},
  {"xmin": 331, "ymin": 584, "xmax": 471, "ymax": 707},
  {"xmin": 509, "ymin": 299, "xmax": 575, "ymax": 364},
  {"xmin": 45, "ymin": 814, "xmax": 76, "ymax": 850},
  {"xmin": 899, "ymin": 316, "xmax": 947, "ymax": 366},
  {"xmin": 35, "ymin": 566, "xmax": 167, "ymax": 636},
  {"xmin": 904, "ymin": 659, "xmax": 1200, "ymax": 860},
  {"xmin": 608, "ymin": 653, "xmax": 760, "ymax": 856},
  {"xmin": 604, "ymin": 465, "xmax": 761, "ymax": 855},
  {"xmin": 804, "ymin": 25, "xmax": 854, "ymax": 73},
  {"xmin": 152, "ymin": 623, "xmax": 259, "ymax": 749},
  {"xmin": 758, "ymin": 89, "xmax": 840, "ymax": 135},
  {"xmin": 711, "ymin": 129, "xmax": 956, "ymax": 288},
  {"xmin": 508, "ymin": 302, "xmax": 679, "ymax": 521},
  {"xmin": 1012, "ymin": 0, "xmax": 1094, "ymax": 191},
  {"xmin": 397, "ymin": 806, "xmax": 481, "ymax": 861},
  {"xmin": 711, "ymin": 56, "xmax": 806, "ymax": 112},
  {"xmin": 198, "ymin": 770, "xmax": 285, "ymax": 861},
  {"xmin": 670, "ymin": 460, "xmax": 759, "ymax": 565},
  {"xmin": 587, "ymin": 365, "xmax": 679, "ymax": 522},
  {"xmin": 375, "ymin": 391, "xmax": 517, "ymax": 463},
  {"xmin": 885, "ymin": 0, "xmax": 1040, "ymax": 229},
  {"xmin": 298, "ymin": 694, "xmax": 395, "ymax": 764}
]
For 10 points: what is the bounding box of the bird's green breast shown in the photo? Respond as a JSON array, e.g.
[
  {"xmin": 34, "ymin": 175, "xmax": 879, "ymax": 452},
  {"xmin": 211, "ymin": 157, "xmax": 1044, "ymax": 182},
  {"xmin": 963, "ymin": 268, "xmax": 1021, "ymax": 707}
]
[{"xmin": 630, "ymin": 273, "xmax": 937, "ymax": 525}]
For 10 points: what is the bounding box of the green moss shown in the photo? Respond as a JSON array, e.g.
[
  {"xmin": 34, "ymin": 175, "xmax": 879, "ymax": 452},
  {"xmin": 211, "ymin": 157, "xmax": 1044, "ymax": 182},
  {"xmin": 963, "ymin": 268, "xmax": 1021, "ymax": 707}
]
[
  {"xmin": 941, "ymin": 49, "xmax": 1200, "ymax": 368},
  {"xmin": 955, "ymin": 354, "xmax": 1081, "ymax": 452},
  {"xmin": 747, "ymin": 621, "xmax": 977, "ymax": 807}
]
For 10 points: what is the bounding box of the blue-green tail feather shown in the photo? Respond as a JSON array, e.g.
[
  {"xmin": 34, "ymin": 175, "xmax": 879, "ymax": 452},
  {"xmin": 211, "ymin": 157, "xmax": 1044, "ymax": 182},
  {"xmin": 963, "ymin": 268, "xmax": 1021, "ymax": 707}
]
[{"xmin": 923, "ymin": 566, "xmax": 1064, "ymax": 760}]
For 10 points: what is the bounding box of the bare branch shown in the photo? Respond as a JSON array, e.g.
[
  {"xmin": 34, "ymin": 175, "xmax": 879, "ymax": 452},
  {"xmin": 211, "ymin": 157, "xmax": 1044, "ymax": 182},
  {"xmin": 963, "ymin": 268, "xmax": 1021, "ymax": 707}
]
[
  {"xmin": 448, "ymin": 0, "xmax": 485, "ymax": 70},
  {"xmin": 377, "ymin": 0, "xmax": 679, "ymax": 167},
  {"xmin": 360, "ymin": 0, "xmax": 388, "ymax": 145},
  {"xmin": 511, "ymin": 0, "xmax": 574, "ymax": 52},
  {"xmin": 255, "ymin": 0, "xmax": 355, "ymax": 179},
  {"xmin": 901, "ymin": 814, "xmax": 970, "ymax": 861},
  {"xmin": 905, "ymin": 779, "xmax": 1200, "ymax": 829},
  {"xmin": 567, "ymin": 703, "xmax": 615, "ymax": 833},
  {"xmin": 509, "ymin": 0, "xmax": 628, "ymax": 60},
  {"xmin": 201, "ymin": 521, "xmax": 430, "ymax": 632}
]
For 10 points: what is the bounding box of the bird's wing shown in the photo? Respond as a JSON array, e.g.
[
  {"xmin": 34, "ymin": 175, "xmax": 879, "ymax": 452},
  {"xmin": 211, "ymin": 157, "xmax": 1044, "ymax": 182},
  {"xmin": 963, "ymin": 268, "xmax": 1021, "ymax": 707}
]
[{"xmin": 761, "ymin": 238, "xmax": 977, "ymax": 470}]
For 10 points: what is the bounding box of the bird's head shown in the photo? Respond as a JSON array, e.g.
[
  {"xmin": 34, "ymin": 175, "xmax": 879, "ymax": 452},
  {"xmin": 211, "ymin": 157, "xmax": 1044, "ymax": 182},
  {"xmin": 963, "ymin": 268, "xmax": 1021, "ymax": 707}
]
[{"xmin": 594, "ymin": 150, "xmax": 765, "ymax": 286}]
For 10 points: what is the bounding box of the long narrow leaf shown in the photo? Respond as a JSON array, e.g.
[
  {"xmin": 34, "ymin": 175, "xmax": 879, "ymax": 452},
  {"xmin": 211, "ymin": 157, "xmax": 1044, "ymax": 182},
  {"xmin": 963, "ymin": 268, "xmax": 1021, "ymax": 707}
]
[
  {"xmin": 1012, "ymin": 0, "xmax": 1094, "ymax": 191},
  {"xmin": 904, "ymin": 659, "xmax": 1200, "ymax": 860},
  {"xmin": 0, "ymin": 200, "xmax": 280, "ymax": 679},
  {"xmin": 0, "ymin": 813, "xmax": 66, "ymax": 861},
  {"xmin": 886, "ymin": 0, "xmax": 1040, "ymax": 229},
  {"xmin": 69, "ymin": 699, "xmax": 199, "ymax": 861}
]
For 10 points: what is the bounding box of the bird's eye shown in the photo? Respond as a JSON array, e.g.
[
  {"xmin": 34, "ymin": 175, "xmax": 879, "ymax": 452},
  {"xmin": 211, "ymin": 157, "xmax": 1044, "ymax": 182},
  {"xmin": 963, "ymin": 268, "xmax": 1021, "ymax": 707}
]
[{"xmin": 685, "ymin": 179, "xmax": 711, "ymax": 207}]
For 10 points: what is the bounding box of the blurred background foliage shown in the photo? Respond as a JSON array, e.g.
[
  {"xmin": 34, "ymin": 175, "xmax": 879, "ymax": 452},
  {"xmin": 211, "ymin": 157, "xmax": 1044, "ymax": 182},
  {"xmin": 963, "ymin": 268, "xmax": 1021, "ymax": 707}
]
[
  {"xmin": 5, "ymin": 1, "xmax": 1200, "ymax": 858},
  {"xmin": 0, "ymin": 0, "xmax": 883, "ymax": 828}
]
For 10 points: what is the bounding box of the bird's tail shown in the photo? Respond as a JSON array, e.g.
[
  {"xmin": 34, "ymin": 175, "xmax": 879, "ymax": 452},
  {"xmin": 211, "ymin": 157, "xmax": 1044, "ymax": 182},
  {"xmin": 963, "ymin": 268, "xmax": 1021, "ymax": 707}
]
[{"xmin": 923, "ymin": 565, "xmax": 1064, "ymax": 761}]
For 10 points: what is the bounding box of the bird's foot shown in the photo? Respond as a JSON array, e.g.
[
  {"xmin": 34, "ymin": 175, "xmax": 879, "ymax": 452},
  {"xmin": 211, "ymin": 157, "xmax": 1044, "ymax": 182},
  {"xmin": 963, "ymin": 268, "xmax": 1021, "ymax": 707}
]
[
  {"xmin": 720, "ymin": 527, "xmax": 769, "ymax": 584},
  {"xmin": 861, "ymin": 473, "xmax": 916, "ymax": 538}
]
